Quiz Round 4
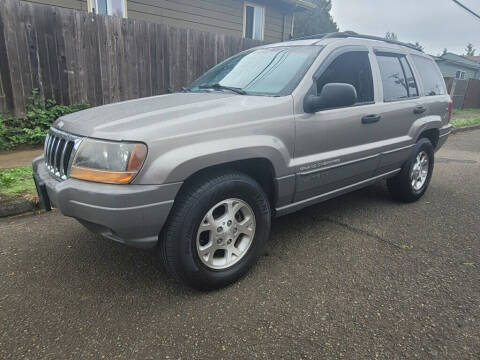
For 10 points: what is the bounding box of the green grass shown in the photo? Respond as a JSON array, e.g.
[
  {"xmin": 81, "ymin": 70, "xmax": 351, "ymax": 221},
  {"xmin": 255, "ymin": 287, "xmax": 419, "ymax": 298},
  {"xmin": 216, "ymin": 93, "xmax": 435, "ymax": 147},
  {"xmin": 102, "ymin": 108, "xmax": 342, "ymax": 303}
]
[
  {"xmin": 0, "ymin": 166, "xmax": 36, "ymax": 199},
  {"xmin": 451, "ymin": 116, "xmax": 480, "ymax": 128}
]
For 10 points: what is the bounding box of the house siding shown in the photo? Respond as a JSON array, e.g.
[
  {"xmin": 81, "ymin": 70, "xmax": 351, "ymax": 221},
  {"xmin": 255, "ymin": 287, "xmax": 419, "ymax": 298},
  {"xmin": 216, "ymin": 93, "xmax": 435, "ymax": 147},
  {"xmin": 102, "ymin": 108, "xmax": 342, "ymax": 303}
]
[
  {"xmin": 436, "ymin": 62, "xmax": 480, "ymax": 80},
  {"xmin": 23, "ymin": 0, "xmax": 86, "ymax": 10},
  {"xmin": 128, "ymin": 0, "xmax": 293, "ymax": 43},
  {"xmin": 22, "ymin": 0, "xmax": 293, "ymax": 42}
]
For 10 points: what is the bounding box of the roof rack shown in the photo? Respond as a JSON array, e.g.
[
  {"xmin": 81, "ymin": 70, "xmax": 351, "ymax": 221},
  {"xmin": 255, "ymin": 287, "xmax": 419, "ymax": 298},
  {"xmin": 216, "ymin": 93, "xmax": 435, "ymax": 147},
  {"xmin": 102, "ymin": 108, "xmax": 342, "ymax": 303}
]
[{"xmin": 294, "ymin": 31, "xmax": 424, "ymax": 52}]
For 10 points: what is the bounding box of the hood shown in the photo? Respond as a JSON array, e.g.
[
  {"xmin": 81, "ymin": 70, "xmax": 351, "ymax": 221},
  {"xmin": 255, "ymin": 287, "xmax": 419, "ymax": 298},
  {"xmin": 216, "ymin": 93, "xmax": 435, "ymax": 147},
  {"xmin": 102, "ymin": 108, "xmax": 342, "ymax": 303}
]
[
  {"xmin": 55, "ymin": 93, "xmax": 237, "ymax": 140},
  {"xmin": 54, "ymin": 92, "xmax": 287, "ymax": 142}
]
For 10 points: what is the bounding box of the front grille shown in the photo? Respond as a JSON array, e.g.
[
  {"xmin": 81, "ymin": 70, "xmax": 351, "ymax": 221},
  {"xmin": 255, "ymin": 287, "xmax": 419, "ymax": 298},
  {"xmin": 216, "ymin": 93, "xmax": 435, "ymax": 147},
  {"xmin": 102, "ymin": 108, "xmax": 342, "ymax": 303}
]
[{"xmin": 44, "ymin": 128, "xmax": 83, "ymax": 180}]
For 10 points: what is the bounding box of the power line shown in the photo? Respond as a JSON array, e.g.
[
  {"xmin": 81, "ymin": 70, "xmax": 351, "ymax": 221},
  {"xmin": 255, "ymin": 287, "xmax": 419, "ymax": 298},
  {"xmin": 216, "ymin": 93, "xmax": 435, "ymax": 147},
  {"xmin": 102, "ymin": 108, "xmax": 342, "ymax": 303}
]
[{"xmin": 451, "ymin": 0, "xmax": 480, "ymax": 21}]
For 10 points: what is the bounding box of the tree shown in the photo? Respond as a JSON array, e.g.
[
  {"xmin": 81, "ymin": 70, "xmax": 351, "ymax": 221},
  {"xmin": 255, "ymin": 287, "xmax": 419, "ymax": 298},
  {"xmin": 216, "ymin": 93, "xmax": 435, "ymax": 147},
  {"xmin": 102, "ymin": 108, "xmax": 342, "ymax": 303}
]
[
  {"xmin": 413, "ymin": 42, "xmax": 424, "ymax": 51},
  {"xmin": 442, "ymin": 48, "xmax": 448, "ymax": 56},
  {"xmin": 465, "ymin": 43, "xmax": 476, "ymax": 56},
  {"xmin": 293, "ymin": 0, "xmax": 338, "ymax": 38},
  {"xmin": 385, "ymin": 32, "xmax": 398, "ymax": 41}
]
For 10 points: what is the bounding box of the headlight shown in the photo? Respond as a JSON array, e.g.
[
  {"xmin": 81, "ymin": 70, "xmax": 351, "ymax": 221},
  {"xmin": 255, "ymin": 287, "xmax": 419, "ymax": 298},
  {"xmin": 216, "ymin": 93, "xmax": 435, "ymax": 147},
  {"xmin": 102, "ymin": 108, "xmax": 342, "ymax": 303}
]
[{"xmin": 69, "ymin": 139, "xmax": 147, "ymax": 184}]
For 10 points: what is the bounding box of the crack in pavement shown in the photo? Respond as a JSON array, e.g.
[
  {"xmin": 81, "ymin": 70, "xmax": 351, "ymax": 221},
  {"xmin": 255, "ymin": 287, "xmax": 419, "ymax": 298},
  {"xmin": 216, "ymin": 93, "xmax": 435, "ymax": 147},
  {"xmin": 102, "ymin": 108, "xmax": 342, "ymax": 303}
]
[
  {"xmin": 319, "ymin": 217, "xmax": 428, "ymax": 252},
  {"xmin": 436, "ymin": 157, "xmax": 477, "ymax": 164}
]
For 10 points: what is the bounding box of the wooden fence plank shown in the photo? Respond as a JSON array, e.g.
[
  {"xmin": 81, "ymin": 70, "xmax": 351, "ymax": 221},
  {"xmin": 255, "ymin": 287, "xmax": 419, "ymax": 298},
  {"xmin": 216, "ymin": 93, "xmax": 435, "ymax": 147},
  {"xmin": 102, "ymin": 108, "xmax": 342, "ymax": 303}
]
[
  {"xmin": 0, "ymin": 1, "xmax": 15, "ymax": 114},
  {"xmin": 3, "ymin": 0, "xmax": 26, "ymax": 113}
]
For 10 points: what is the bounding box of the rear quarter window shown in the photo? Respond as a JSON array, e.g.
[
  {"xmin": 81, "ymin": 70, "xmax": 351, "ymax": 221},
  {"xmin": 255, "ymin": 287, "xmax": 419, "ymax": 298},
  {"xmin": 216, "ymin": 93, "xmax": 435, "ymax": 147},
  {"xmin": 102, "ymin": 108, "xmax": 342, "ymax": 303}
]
[{"xmin": 411, "ymin": 55, "xmax": 446, "ymax": 96}]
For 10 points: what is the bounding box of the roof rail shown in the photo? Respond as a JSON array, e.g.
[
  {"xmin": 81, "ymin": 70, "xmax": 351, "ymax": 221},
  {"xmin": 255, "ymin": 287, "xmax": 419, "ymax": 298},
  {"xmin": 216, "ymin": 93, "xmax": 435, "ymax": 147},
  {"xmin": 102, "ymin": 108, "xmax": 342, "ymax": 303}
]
[{"xmin": 294, "ymin": 31, "xmax": 424, "ymax": 52}]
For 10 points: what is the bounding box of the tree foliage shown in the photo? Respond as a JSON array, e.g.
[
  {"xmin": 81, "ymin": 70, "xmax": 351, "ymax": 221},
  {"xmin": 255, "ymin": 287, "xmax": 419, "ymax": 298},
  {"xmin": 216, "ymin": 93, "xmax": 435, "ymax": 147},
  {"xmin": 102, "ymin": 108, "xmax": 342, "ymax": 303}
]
[
  {"xmin": 413, "ymin": 42, "xmax": 424, "ymax": 51},
  {"xmin": 465, "ymin": 43, "xmax": 476, "ymax": 56},
  {"xmin": 293, "ymin": 0, "xmax": 338, "ymax": 38},
  {"xmin": 385, "ymin": 32, "xmax": 398, "ymax": 41}
]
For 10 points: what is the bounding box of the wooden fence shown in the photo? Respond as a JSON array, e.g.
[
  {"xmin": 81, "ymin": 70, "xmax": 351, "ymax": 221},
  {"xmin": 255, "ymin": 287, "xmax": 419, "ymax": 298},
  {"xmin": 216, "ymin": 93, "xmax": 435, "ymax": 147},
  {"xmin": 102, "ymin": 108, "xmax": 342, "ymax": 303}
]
[
  {"xmin": 0, "ymin": 0, "xmax": 262, "ymax": 116},
  {"xmin": 445, "ymin": 77, "xmax": 480, "ymax": 109}
]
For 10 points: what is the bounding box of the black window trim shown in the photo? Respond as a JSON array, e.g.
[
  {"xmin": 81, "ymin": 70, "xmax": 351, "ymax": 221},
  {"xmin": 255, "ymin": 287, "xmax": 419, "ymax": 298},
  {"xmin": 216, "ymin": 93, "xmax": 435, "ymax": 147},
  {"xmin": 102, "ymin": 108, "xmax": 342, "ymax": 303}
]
[
  {"xmin": 309, "ymin": 45, "xmax": 375, "ymax": 109},
  {"xmin": 376, "ymin": 52, "xmax": 420, "ymax": 103}
]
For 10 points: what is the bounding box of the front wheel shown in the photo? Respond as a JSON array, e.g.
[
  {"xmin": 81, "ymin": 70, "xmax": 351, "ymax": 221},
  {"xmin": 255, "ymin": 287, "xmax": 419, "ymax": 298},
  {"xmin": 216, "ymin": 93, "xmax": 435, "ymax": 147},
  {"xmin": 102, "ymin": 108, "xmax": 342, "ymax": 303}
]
[
  {"xmin": 158, "ymin": 171, "xmax": 271, "ymax": 290},
  {"xmin": 387, "ymin": 137, "xmax": 434, "ymax": 202}
]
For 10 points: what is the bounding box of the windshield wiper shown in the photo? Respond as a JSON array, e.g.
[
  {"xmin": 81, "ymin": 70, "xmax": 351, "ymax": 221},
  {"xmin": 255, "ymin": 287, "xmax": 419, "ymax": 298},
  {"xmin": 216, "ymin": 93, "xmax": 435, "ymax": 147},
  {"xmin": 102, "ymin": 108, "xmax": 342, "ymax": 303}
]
[{"xmin": 199, "ymin": 84, "xmax": 247, "ymax": 95}]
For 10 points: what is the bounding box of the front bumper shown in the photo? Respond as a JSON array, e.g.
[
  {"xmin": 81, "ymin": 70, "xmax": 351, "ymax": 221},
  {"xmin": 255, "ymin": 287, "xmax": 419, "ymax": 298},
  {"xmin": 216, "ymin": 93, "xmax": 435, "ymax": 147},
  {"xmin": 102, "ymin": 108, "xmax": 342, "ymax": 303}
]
[{"xmin": 32, "ymin": 156, "xmax": 182, "ymax": 249}]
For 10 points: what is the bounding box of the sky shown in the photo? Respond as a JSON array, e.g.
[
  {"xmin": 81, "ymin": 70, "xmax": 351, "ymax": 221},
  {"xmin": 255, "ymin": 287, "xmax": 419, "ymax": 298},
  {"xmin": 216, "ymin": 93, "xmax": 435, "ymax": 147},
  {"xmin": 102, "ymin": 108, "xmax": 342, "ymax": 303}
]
[{"xmin": 330, "ymin": 0, "xmax": 480, "ymax": 56}]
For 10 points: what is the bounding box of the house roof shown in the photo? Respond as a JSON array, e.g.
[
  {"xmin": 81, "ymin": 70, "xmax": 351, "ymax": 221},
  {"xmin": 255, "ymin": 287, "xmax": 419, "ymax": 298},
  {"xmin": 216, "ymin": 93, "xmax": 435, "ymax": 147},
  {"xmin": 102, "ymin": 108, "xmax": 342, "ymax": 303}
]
[
  {"xmin": 467, "ymin": 55, "xmax": 480, "ymax": 64},
  {"xmin": 282, "ymin": 0, "xmax": 316, "ymax": 9},
  {"xmin": 434, "ymin": 52, "xmax": 480, "ymax": 70}
]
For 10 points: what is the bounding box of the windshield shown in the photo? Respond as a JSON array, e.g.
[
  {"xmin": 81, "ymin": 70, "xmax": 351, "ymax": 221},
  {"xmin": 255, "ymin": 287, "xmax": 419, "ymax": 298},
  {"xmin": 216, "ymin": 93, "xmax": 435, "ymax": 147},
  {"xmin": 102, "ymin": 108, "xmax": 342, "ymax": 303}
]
[{"xmin": 188, "ymin": 46, "xmax": 322, "ymax": 96}]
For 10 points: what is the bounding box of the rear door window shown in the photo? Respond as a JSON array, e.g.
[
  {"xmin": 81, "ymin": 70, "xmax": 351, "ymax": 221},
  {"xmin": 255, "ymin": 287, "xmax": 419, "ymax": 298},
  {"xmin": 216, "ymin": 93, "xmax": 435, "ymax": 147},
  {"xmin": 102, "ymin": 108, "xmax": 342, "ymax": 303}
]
[
  {"xmin": 411, "ymin": 55, "xmax": 446, "ymax": 96},
  {"xmin": 376, "ymin": 55, "xmax": 409, "ymax": 101}
]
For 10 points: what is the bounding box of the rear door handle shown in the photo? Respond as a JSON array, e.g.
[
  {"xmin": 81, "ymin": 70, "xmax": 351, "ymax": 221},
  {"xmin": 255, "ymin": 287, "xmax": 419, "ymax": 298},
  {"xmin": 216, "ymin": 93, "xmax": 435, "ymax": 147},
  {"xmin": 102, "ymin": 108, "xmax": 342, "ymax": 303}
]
[
  {"xmin": 362, "ymin": 114, "xmax": 381, "ymax": 124},
  {"xmin": 414, "ymin": 106, "xmax": 426, "ymax": 114}
]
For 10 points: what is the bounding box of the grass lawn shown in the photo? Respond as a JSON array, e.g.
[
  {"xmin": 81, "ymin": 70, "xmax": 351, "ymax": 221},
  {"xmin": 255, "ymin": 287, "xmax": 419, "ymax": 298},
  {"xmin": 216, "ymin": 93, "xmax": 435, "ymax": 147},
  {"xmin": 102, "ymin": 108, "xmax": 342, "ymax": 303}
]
[
  {"xmin": 451, "ymin": 116, "xmax": 480, "ymax": 128},
  {"xmin": 451, "ymin": 108, "xmax": 480, "ymax": 128},
  {"xmin": 0, "ymin": 166, "xmax": 37, "ymax": 201}
]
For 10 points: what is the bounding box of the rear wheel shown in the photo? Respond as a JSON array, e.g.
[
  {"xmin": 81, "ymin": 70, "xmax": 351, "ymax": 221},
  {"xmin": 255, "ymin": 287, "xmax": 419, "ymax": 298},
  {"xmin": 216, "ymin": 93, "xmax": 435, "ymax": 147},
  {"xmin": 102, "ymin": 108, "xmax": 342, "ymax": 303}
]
[
  {"xmin": 387, "ymin": 137, "xmax": 434, "ymax": 202},
  {"xmin": 158, "ymin": 171, "xmax": 271, "ymax": 290}
]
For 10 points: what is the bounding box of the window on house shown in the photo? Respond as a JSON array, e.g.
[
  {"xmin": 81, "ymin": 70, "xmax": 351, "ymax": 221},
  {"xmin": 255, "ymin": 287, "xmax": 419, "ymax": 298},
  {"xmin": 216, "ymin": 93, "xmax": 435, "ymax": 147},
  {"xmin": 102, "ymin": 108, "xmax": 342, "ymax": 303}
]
[
  {"xmin": 93, "ymin": 0, "xmax": 126, "ymax": 18},
  {"xmin": 244, "ymin": 3, "xmax": 265, "ymax": 41},
  {"xmin": 316, "ymin": 51, "xmax": 374, "ymax": 104},
  {"xmin": 456, "ymin": 70, "xmax": 466, "ymax": 79}
]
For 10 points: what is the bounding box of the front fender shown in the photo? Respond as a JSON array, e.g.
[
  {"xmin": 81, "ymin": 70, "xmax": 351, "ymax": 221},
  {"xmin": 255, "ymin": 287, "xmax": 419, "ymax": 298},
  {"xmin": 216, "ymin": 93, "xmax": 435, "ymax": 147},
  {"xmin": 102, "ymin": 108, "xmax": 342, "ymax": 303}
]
[{"xmin": 135, "ymin": 135, "xmax": 291, "ymax": 184}]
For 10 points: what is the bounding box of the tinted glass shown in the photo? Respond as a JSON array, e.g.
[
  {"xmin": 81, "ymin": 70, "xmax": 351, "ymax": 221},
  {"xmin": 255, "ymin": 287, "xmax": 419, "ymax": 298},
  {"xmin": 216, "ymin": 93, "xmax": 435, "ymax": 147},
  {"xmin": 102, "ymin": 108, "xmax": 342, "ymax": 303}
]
[
  {"xmin": 189, "ymin": 47, "xmax": 321, "ymax": 96},
  {"xmin": 316, "ymin": 51, "xmax": 374, "ymax": 103},
  {"xmin": 96, "ymin": 0, "xmax": 107, "ymax": 15},
  {"xmin": 245, "ymin": 6, "xmax": 254, "ymax": 39},
  {"xmin": 377, "ymin": 55, "xmax": 408, "ymax": 101},
  {"xmin": 400, "ymin": 57, "xmax": 418, "ymax": 97},
  {"xmin": 411, "ymin": 55, "xmax": 446, "ymax": 96}
]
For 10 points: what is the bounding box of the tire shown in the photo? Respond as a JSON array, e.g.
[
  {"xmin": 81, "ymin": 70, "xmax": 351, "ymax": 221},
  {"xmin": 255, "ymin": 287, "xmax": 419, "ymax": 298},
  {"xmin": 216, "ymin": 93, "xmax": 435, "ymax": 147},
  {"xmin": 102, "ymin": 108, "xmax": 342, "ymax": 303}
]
[
  {"xmin": 158, "ymin": 170, "xmax": 271, "ymax": 291},
  {"xmin": 387, "ymin": 137, "xmax": 434, "ymax": 203}
]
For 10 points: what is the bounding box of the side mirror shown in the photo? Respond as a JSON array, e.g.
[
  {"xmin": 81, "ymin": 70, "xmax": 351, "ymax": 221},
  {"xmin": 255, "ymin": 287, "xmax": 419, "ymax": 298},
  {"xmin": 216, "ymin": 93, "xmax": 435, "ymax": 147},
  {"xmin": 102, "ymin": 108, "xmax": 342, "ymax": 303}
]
[{"xmin": 304, "ymin": 83, "xmax": 358, "ymax": 113}]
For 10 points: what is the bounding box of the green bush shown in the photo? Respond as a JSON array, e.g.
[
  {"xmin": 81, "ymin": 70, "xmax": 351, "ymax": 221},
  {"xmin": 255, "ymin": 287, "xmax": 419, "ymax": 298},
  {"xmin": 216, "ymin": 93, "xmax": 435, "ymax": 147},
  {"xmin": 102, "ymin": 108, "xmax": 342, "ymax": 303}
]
[{"xmin": 0, "ymin": 90, "xmax": 89, "ymax": 150}]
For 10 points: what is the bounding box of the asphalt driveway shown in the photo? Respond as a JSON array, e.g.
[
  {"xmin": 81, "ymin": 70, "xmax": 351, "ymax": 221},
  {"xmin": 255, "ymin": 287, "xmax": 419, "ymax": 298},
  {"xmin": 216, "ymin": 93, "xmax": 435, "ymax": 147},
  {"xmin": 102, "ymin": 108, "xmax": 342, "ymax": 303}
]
[{"xmin": 1, "ymin": 130, "xmax": 479, "ymax": 359}]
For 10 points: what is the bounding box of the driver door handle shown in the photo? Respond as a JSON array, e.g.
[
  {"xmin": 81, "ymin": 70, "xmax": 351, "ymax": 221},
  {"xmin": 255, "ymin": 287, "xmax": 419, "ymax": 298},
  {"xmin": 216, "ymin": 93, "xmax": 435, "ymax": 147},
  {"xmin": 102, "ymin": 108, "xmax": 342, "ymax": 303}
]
[{"xmin": 362, "ymin": 114, "xmax": 381, "ymax": 124}]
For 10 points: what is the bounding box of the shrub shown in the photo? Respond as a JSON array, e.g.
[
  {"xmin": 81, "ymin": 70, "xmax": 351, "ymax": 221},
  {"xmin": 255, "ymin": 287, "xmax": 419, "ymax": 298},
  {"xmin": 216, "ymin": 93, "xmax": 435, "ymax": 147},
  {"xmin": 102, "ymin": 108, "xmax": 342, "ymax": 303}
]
[{"xmin": 0, "ymin": 90, "xmax": 89, "ymax": 150}]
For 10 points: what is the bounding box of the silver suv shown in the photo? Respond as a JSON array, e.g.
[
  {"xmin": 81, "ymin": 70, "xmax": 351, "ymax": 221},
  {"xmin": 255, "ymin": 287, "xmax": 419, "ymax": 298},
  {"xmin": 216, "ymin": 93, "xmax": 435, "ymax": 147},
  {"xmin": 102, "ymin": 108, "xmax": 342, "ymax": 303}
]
[{"xmin": 33, "ymin": 32, "xmax": 452, "ymax": 290}]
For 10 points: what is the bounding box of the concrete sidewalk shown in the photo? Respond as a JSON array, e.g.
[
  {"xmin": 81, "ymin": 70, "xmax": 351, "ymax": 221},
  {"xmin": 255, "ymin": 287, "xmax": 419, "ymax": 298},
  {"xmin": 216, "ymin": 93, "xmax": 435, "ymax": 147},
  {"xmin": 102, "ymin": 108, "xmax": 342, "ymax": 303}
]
[{"xmin": 0, "ymin": 148, "xmax": 43, "ymax": 169}]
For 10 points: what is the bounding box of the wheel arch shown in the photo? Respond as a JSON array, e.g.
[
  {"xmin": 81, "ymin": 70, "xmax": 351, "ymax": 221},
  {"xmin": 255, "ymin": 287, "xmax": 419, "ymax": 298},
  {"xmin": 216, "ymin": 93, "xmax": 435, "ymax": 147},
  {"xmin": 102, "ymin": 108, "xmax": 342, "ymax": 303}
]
[{"xmin": 179, "ymin": 158, "xmax": 278, "ymax": 206}]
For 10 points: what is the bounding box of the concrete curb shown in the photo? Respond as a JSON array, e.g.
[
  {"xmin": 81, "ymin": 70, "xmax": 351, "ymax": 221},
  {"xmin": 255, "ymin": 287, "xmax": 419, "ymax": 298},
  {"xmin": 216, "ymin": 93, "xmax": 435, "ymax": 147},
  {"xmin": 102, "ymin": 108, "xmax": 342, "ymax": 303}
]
[
  {"xmin": 0, "ymin": 197, "xmax": 39, "ymax": 218},
  {"xmin": 452, "ymin": 124, "xmax": 480, "ymax": 134}
]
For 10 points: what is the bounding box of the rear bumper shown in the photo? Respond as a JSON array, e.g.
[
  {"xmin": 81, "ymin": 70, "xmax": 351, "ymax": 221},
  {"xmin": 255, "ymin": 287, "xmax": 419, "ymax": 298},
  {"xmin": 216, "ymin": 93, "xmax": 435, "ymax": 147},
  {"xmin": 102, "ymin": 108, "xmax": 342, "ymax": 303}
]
[
  {"xmin": 436, "ymin": 124, "xmax": 452, "ymax": 152},
  {"xmin": 33, "ymin": 156, "xmax": 182, "ymax": 249}
]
